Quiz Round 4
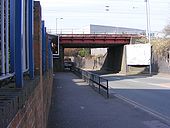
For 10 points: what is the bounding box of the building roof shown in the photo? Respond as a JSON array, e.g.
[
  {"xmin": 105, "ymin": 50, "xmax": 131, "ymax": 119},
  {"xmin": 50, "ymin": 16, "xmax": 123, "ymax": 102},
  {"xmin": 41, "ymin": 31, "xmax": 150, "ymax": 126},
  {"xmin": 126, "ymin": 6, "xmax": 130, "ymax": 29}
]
[{"xmin": 90, "ymin": 24, "xmax": 145, "ymax": 34}]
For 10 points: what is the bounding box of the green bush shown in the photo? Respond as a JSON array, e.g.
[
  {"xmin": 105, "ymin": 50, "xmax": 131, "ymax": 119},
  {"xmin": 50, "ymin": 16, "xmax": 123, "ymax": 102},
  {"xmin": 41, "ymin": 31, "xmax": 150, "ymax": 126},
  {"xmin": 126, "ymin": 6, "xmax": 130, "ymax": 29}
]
[{"xmin": 78, "ymin": 48, "xmax": 89, "ymax": 57}]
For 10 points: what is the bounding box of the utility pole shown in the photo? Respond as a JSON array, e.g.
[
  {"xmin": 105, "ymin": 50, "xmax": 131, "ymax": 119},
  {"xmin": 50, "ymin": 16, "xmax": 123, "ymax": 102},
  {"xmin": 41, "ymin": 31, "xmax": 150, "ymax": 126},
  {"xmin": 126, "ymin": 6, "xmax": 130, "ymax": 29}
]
[
  {"xmin": 145, "ymin": 0, "xmax": 151, "ymax": 44},
  {"xmin": 145, "ymin": 0, "xmax": 152, "ymax": 74}
]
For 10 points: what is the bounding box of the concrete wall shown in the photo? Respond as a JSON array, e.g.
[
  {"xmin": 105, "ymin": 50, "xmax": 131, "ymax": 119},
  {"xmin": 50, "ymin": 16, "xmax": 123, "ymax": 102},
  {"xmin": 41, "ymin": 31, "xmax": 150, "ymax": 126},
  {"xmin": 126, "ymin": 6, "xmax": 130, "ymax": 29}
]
[
  {"xmin": 73, "ymin": 56, "xmax": 106, "ymax": 70},
  {"xmin": 91, "ymin": 48, "xmax": 107, "ymax": 56},
  {"xmin": 152, "ymin": 54, "xmax": 170, "ymax": 74}
]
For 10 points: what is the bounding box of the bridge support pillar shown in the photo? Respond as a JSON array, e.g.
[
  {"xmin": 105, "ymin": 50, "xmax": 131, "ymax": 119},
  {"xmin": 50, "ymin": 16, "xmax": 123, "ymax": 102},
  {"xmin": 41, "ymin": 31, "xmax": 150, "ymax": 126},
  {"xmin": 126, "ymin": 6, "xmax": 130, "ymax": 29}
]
[
  {"xmin": 53, "ymin": 46, "xmax": 64, "ymax": 72},
  {"xmin": 102, "ymin": 45, "xmax": 124, "ymax": 73}
]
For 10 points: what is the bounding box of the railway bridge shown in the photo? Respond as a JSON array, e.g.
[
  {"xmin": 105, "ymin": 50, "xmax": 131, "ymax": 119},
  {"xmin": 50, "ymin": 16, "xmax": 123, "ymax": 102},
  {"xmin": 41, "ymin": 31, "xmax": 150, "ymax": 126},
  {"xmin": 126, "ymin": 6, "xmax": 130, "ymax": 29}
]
[{"xmin": 50, "ymin": 34, "xmax": 141, "ymax": 72}]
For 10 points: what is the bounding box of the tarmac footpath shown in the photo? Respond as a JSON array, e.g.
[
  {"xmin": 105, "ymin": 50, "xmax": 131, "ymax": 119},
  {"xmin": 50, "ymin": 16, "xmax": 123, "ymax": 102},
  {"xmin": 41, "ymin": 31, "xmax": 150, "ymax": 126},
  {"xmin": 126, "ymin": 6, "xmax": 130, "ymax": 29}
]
[{"xmin": 47, "ymin": 72, "xmax": 170, "ymax": 128}]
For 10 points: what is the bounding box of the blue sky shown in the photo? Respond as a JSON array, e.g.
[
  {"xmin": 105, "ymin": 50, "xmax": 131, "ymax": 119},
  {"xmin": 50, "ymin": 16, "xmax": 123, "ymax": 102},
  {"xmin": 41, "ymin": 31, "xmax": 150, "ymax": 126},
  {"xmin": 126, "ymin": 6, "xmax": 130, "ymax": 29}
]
[{"xmin": 39, "ymin": 0, "xmax": 170, "ymax": 33}]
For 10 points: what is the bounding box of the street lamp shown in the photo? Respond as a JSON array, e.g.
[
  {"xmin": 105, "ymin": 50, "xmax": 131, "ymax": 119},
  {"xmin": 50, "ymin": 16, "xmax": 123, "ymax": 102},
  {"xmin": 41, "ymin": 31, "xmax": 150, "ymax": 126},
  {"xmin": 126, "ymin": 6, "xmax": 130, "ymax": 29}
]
[
  {"xmin": 54, "ymin": 18, "xmax": 63, "ymax": 57},
  {"xmin": 56, "ymin": 18, "xmax": 63, "ymax": 35}
]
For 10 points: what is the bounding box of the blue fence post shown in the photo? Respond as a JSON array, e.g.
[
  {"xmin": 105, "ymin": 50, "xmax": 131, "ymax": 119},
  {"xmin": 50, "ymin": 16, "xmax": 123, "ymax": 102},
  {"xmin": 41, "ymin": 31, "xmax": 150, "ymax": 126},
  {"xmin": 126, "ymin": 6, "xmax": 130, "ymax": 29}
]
[
  {"xmin": 48, "ymin": 40, "xmax": 50, "ymax": 69},
  {"xmin": 48, "ymin": 39, "xmax": 52, "ymax": 69},
  {"xmin": 45, "ymin": 27, "xmax": 47, "ymax": 71},
  {"xmin": 49, "ymin": 39, "xmax": 53, "ymax": 69},
  {"xmin": 10, "ymin": 0, "xmax": 15, "ymax": 73},
  {"xmin": 28, "ymin": 0, "xmax": 34, "ymax": 79},
  {"xmin": 51, "ymin": 42, "xmax": 53, "ymax": 69},
  {"xmin": 15, "ymin": 0, "xmax": 23, "ymax": 88},
  {"xmin": 42, "ymin": 21, "xmax": 46, "ymax": 73}
]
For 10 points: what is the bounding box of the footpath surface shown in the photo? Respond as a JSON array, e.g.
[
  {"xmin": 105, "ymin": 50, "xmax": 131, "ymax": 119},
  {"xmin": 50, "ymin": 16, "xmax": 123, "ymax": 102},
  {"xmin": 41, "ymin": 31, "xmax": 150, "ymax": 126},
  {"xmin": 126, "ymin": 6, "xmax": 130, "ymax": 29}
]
[{"xmin": 47, "ymin": 72, "xmax": 170, "ymax": 128}]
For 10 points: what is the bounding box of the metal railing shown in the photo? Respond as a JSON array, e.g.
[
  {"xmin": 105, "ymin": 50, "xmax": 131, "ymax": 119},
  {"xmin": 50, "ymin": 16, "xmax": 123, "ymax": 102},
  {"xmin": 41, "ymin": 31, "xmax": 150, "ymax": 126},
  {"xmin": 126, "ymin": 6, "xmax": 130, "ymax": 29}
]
[
  {"xmin": 0, "ymin": 0, "xmax": 31, "ymax": 80},
  {"xmin": 0, "ymin": 0, "xmax": 12, "ymax": 81},
  {"xmin": 0, "ymin": 1, "xmax": 53, "ymax": 127},
  {"xmin": 47, "ymin": 28, "xmax": 146, "ymax": 35},
  {"xmin": 0, "ymin": 0, "xmax": 34, "ymax": 87},
  {"xmin": 73, "ymin": 67, "xmax": 109, "ymax": 98},
  {"xmin": 0, "ymin": 0, "xmax": 53, "ymax": 88}
]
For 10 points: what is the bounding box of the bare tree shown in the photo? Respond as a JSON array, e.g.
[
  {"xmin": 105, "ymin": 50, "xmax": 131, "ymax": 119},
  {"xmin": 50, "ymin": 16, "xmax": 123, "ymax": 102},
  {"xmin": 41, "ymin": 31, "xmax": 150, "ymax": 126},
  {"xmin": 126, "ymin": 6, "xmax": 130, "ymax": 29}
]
[
  {"xmin": 163, "ymin": 24, "xmax": 170, "ymax": 37},
  {"xmin": 64, "ymin": 48, "xmax": 78, "ymax": 56}
]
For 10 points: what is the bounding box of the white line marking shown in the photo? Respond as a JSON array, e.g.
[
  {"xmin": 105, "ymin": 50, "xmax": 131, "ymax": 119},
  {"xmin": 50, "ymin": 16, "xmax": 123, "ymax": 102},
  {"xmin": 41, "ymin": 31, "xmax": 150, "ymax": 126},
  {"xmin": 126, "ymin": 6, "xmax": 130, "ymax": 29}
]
[{"xmin": 115, "ymin": 94, "xmax": 170, "ymax": 125}]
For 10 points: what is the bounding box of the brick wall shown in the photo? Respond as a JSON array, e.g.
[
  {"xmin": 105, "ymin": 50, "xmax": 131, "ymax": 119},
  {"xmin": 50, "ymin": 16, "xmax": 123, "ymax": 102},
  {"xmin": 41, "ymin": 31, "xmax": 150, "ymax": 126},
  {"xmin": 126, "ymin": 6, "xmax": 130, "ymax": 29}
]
[
  {"xmin": 7, "ymin": 71, "xmax": 53, "ymax": 128},
  {"xmin": 42, "ymin": 72, "xmax": 53, "ymax": 127}
]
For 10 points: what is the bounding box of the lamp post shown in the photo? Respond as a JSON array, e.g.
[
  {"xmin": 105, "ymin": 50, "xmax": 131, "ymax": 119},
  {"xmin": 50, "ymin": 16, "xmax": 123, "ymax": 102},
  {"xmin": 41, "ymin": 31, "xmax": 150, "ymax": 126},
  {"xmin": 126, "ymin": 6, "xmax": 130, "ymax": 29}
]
[
  {"xmin": 54, "ymin": 18, "xmax": 63, "ymax": 57},
  {"xmin": 56, "ymin": 18, "xmax": 63, "ymax": 35}
]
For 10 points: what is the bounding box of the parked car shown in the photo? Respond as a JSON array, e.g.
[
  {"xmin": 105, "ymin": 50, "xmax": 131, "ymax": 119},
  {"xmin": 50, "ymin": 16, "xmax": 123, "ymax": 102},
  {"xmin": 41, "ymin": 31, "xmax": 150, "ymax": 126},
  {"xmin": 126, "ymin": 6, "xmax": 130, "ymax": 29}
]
[{"xmin": 64, "ymin": 61, "xmax": 76, "ymax": 70}]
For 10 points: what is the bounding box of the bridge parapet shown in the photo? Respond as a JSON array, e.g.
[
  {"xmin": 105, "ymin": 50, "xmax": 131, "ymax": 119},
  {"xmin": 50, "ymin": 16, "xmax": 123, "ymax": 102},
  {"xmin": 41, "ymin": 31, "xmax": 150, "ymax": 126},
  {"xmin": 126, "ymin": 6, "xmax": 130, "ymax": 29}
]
[
  {"xmin": 58, "ymin": 34, "xmax": 143, "ymax": 47},
  {"xmin": 60, "ymin": 34, "xmax": 143, "ymax": 37}
]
